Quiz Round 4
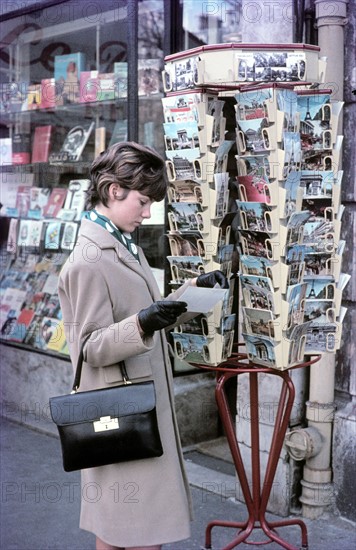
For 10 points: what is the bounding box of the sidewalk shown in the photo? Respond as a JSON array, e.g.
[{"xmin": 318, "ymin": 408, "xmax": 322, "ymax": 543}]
[{"xmin": 1, "ymin": 416, "xmax": 355, "ymax": 550}]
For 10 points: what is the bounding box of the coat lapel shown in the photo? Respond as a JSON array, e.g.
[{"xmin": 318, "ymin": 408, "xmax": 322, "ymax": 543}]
[{"xmin": 79, "ymin": 219, "xmax": 161, "ymax": 301}]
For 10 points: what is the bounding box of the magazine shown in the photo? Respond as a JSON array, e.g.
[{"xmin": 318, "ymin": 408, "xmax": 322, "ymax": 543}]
[{"xmin": 49, "ymin": 122, "xmax": 94, "ymax": 162}]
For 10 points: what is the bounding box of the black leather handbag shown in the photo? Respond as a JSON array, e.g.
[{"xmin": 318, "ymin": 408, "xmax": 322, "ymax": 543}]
[{"xmin": 49, "ymin": 337, "xmax": 163, "ymax": 472}]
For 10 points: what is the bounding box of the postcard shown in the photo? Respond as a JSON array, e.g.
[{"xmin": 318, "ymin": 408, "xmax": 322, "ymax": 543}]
[
  {"xmin": 167, "ymin": 256, "xmax": 205, "ymax": 283},
  {"xmin": 178, "ymin": 286, "xmax": 227, "ymax": 314},
  {"xmin": 285, "ymin": 283, "xmax": 308, "ymax": 334},
  {"xmin": 176, "ymin": 314, "xmax": 209, "ymax": 336},
  {"xmin": 162, "ymin": 93, "xmax": 201, "ymax": 124},
  {"xmin": 236, "ymin": 118, "xmax": 270, "ymax": 155},
  {"xmin": 242, "ymin": 332, "xmax": 276, "ymax": 367},
  {"xmin": 243, "ymin": 307, "xmax": 276, "ymax": 339},
  {"xmin": 276, "ymin": 88, "xmax": 299, "ymax": 131},
  {"xmin": 304, "ymin": 277, "xmax": 335, "ymax": 300},
  {"xmin": 304, "ymin": 300, "xmax": 335, "ymax": 324},
  {"xmin": 303, "ymin": 251, "xmax": 334, "ymax": 277},
  {"xmin": 284, "ymin": 170, "xmax": 302, "ymax": 217},
  {"xmin": 240, "ymin": 254, "xmax": 275, "ymax": 279},
  {"xmin": 167, "ymin": 181, "xmax": 203, "ymax": 204},
  {"xmin": 61, "ymin": 222, "xmax": 78, "ymax": 250},
  {"xmin": 239, "ymin": 230, "xmax": 277, "ymax": 259},
  {"xmin": 213, "ymin": 172, "xmax": 229, "ymax": 218},
  {"xmin": 302, "ymin": 219, "xmax": 336, "ymax": 253},
  {"xmin": 286, "ymin": 211, "xmax": 311, "ymax": 246},
  {"xmin": 167, "ymin": 231, "xmax": 205, "ymax": 257},
  {"xmin": 305, "ymin": 323, "xmax": 340, "ymax": 353},
  {"xmin": 235, "ymin": 89, "xmax": 271, "ymax": 121},
  {"xmin": 172, "ymin": 332, "xmax": 211, "ymax": 365},
  {"xmin": 164, "ymin": 56, "xmax": 199, "ymax": 92},
  {"xmin": 237, "ymin": 174, "xmax": 271, "ymax": 204},
  {"xmin": 283, "ymin": 131, "xmax": 302, "ymax": 166},
  {"xmin": 300, "ymin": 170, "xmax": 336, "ymax": 198},
  {"xmin": 237, "ymin": 153, "xmax": 276, "ymax": 180},
  {"xmin": 239, "ymin": 273, "xmax": 275, "ymax": 312},
  {"xmin": 164, "ymin": 121, "xmax": 200, "ymax": 152},
  {"xmin": 237, "ymin": 201, "xmax": 277, "ymax": 233},
  {"xmin": 214, "ymin": 140, "xmax": 235, "ymax": 174},
  {"xmin": 168, "ymin": 202, "xmax": 205, "ymax": 233},
  {"xmin": 165, "ymin": 148, "xmax": 201, "ymax": 182}
]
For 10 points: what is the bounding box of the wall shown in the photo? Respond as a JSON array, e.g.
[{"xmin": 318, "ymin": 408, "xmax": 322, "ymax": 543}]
[
  {"xmin": 333, "ymin": 0, "xmax": 356, "ymax": 522},
  {"xmin": 0, "ymin": 343, "xmax": 220, "ymax": 446}
]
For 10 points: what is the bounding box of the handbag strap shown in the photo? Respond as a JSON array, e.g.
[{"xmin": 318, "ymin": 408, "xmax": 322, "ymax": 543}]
[{"xmin": 71, "ymin": 333, "xmax": 132, "ymax": 393}]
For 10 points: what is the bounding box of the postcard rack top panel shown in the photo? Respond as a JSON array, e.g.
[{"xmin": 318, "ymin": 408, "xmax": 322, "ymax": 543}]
[{"xmin": 163, "ymin": 43, "xmax": 324, "ymax": 93}]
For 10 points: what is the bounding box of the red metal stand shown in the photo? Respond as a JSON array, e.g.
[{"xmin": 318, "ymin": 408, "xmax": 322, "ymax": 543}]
[{"xmin": 195, "ymin": 347, "xmax": 320, "ymax": 550}]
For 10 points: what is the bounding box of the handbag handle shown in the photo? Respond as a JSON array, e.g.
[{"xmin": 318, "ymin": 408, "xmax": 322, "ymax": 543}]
[{"xmin": 71, "ymin": 333, "xmax": 132, "ymax": 393}]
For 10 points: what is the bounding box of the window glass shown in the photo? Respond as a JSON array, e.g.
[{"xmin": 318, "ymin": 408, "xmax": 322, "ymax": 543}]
[{"xmin": 182, "ymin": 0, "xmax": 242, "ymax": 47}]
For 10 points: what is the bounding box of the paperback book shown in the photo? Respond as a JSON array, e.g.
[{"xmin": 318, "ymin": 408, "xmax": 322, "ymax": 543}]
[{"xmin": 49, "ymin": 122, "xmax": 94, "ymax": 162}]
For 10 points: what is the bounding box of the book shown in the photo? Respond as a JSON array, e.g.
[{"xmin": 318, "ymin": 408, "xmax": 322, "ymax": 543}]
[
  {"xmin": 40, "ymin": 78, "xmax": 62, "ymax": 108},
  {"xmin": 94, "ymin": 127, "xmax": 106, "ymax": 157},
  {"xmin": 0, "ymin": 138, "xmax": 12, "ymax": 165},
  {"xmin": 54, "ymin": 52, "xmax": 86, "ymax": 104},
  {"xmin": 42, "ymin": 188, "xmax": 67, "ymax": 218},
  {"xmin": 0, "ymin": 287, "xmax": 27, "ymax": 337},
  {"xmin": 79, "ymin": 71, "xmax": 99, "ymax": 103},
  {"xmin": 17, "ymin": 220, "xmax": 42, "ymax": 248},
  {"xmin": 114, "ymin": 62, "xmax": 128, "ymax": 98},
  {"xmin": 6, "ymin": 218, "xmax": 18, "ymax": 253},
  {"xmin": 0, "ymin": 173, "xmax": 34, "ymax": 215},
  {"xmin": 63, "ymin": 179, "xmax": 90, "ymax": 220},
  {"xmin": 12, "ymin": 133, "xmax": 31, "ymax": 164},
  {"xmin": 28, "ymin": 187, "xmax": 51, "ymax": 219},
  {"xmin": 49, "ymin": 122, "xmax": 94, "ymax": 162},
  {"xmin": 46, "ymin": 318, "xmax": 67, "ymax": 352},
  {"xmin": 97, "ymin": 73, "xmax": 116, "ymax": 101},
  {"xmin": 31, "ymin": 125, "xmax": 53, "ymax": 163},
  {"xmin": 15, "ymin": 185, "xmax": 31, "ymax": 217},
  {"xmin": 26, "ymin": 84, "xmax": 41, "ymax": 110},
  {"xmin": 43, "ymin": 221, "xmax": 62, "ymax": 251},
  {"xmin": 61, "ymin": 222, "xmax": 78, "ymax": 250},
  {"xmin": 10, "ymin": 308, "xmax": 36, "ymax": 342}
]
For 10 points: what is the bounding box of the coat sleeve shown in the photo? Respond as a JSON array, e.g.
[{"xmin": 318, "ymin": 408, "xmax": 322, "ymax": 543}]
[{"xmin": 58, "ymin": 260, "xmax": 154, "ymax": 368}]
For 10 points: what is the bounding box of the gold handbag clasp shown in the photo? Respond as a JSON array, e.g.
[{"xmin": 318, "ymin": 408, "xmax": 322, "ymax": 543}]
[{"xmin": 93, "ymin": 416, "xmax": 119, "ymax": 432}]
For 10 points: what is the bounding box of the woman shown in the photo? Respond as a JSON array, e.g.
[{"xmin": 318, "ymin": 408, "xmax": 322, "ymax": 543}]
[{"xmin": 58, "ymin": 142, "xmax": 228, "ymax": 550}]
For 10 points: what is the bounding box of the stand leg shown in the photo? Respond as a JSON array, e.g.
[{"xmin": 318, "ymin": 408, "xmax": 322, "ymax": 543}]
[{"xmin": 204, "ymin": 369, "xmax": 309, "ymax": 550}]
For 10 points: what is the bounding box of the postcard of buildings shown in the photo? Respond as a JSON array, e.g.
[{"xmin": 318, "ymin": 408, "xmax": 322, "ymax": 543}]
[
  {"xmin": 237, "ymin": 117, "xmax": 270, "ymax": 154},
  {"xmin": 235, "ymin": 89, "xmax": 271, "ymax": 120},
  {"xmin": 164, "ymin": 120, "xmax": 200, "ymax": 151},
  {"xmin": 242, "ymin": 331, "xmax": 276, "ymax": 366},
  {"xmin": 167, "ymin": 230, "xmax": 205, "ymax": 257},
  {"xmin": 168, "ymin": 180, "xmax": 203, "ymax": 204},
  {"xmin": 168, "ymin": 255, "xmax": 205, "ymax": 283},
  {"xmin": 243, "ymin": 307, "xmax": 276, "ymax": 339},
  {"xmin": 240, "ymin": 273, "xmax": 275, "ymax": 312},
  {"xmin": 237, "ymin": 200, "xmax": 276, "ymax": 232},
  {"xmin": 172, "ymin": 332, "xmax": 211, "ymax": 364},
  {"xmin": 168, "ymin": 201, "xmax": 205, "ymax": 232}
]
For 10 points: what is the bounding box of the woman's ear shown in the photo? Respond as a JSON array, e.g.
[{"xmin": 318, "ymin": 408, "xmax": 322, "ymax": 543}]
[{"xmin": 109, "ymin": 183, "xmax": 121, "ymax": 200}]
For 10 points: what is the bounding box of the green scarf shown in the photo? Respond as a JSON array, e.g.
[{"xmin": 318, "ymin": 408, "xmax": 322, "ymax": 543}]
[{"xmin": 83, "ymin": 209, "xmax": 140, "ymax": 262}]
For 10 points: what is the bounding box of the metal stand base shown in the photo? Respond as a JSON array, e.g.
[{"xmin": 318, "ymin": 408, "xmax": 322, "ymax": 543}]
[{"xmin": 196, "ymin": 349, "xmax": 319, "ymax": 550}]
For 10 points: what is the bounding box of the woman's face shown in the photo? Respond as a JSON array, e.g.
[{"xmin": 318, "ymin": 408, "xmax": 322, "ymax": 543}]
[{"xmin": 99, "ymin": 185, "xmax": 153, "ymax": 233}]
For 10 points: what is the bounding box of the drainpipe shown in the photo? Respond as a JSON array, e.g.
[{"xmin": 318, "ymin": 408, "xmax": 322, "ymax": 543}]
[{"xmin": 285, "ymin": 0, "xmax": 349, "ymax": 520}]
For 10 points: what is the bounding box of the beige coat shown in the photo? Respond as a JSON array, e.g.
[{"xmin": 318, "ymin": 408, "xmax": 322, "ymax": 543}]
[{"xmin": 58, "ymin": 219, "xmax": 194, "ymax": 547}]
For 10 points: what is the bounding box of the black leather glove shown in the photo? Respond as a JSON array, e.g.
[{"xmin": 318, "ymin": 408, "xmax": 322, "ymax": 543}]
[
  {"xmin": 196, "ymin": 270, "xmax": 229, "ymax": 289},
  {"xmin": 138, "ymin": 301, "xmax": 188, "ymax": 334}
]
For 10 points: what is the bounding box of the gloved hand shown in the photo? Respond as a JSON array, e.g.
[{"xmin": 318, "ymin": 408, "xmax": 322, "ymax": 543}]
[
  {"xmin": 196, "ymin": 270, "xmax": 229, "ymax": 289},
  {"xmin": 138, "ymin": 301, "xmax": 188, "ymax": 334}
]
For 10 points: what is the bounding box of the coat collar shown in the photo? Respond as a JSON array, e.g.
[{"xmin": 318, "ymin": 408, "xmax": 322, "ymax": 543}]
[{"xmin": 78, "ymin": 219, "xmax": 160, "ymax": 300}]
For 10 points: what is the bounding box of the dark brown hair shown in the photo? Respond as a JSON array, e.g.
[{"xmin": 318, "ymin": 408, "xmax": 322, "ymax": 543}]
[{"xmin": 85, "ymin": 141, "xmax": 167, "ymax": 209}]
